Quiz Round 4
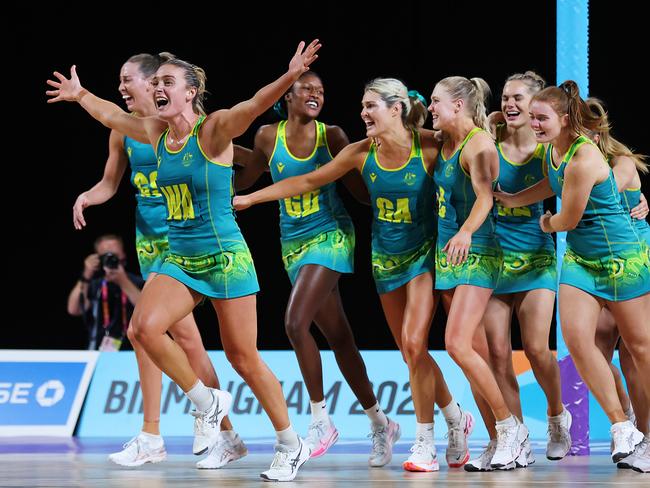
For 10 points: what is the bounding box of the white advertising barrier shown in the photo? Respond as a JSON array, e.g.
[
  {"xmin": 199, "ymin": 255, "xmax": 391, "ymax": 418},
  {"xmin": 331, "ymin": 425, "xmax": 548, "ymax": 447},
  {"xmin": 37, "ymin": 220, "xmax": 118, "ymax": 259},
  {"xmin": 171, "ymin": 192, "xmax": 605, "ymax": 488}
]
[
  {"xmin": 0, "ymin": 350, "xmax": 98, "ymax": 436},
  {"xmin": 77, "ymin": 350, "xmax": 550, "ymax": 439}
]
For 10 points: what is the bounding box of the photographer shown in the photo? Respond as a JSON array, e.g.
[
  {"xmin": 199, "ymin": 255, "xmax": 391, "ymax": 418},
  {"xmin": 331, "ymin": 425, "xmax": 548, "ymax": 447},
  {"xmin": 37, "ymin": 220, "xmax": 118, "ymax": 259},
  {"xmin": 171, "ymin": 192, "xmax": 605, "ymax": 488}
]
[{"xmin": 67, "ymin": 234, "xmax": 144, "ymax": 350}]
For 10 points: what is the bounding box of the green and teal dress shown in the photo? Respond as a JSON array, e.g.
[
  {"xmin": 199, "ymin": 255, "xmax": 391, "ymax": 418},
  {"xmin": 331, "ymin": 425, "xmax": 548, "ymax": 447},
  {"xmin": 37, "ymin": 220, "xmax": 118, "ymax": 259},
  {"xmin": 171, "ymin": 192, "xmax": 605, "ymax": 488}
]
[
  {"xmin": 547, "ymin": 136, "xmax": 650, "ymax": 301},
  {"xmin": 361, "ymin": 131, "xmax": 436, "ymax": 294},
  {"xmin": 155, "ymin": 117, "xmax": 258, "ymax": 298},
  {"xmin": 434, "ymin": 128, "xmax": 502, "ymax": 290},
  {"xmin": 269, "ymin": 120, "xmax": 354, "ymax": 284}
]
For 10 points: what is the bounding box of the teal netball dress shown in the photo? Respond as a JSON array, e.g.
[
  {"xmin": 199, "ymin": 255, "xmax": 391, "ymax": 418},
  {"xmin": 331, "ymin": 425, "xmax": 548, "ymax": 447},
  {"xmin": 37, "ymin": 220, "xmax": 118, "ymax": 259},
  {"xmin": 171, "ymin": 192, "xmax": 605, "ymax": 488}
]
[
  {"xmin": 155, "ymin": 117, "xmax": 259, "ymax": 298},
  {"xmin": 621, "ymin": 187, "xmax": 650, "ymax": 244},
  {"xmin": 125, "ymin": 136, "xmax": 169, "ymax": 279},
  {"xmin": 434, "ymin": 127, "xmax": 502, "ymax": 290},
  {"xmin": 361, "ymin": 131, "xmax": 436, "ymax": 294},
  {"xmin": 493, "ymin": 134, "xmax": 557, "ymax": 294},
  {"xmin": 548, "ymin": 136, "xmax": 650, "ymax": 301},
  {"xmin": 269, "ymin": 120, "xmax": 354, "ymax": 284}
]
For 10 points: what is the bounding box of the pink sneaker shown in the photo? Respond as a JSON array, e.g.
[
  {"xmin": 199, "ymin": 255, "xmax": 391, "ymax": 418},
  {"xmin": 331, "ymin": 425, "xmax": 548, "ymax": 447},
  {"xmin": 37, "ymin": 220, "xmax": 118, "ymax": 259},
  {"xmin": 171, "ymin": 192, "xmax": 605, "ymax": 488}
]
[{"xmin": 305, "ymin": 419, "xmax": 339, "ymax": 458}]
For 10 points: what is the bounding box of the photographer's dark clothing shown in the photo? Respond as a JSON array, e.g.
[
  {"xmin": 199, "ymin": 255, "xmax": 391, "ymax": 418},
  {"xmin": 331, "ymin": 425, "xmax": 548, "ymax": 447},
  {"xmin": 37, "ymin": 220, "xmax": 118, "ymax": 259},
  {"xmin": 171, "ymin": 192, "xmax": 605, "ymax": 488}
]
[{"xmin": 83, "ymin": 272, "xmax": 145, "ymax": 350}]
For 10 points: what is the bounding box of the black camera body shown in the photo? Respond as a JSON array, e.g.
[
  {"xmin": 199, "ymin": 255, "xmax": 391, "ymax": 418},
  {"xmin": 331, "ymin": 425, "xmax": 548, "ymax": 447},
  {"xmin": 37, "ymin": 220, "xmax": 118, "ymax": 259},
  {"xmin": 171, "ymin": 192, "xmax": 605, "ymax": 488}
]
[{"xmin": 100, "ymin": 252, "xmax": 120, "ymax": 270}]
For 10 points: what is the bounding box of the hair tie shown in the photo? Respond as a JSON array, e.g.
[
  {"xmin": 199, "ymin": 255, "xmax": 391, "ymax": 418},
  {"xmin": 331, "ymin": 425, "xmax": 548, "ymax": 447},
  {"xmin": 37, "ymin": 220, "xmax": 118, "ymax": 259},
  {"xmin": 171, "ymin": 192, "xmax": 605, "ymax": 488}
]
[
  {"xmin": 273, "ymin": 100, "xmax": 287, "ymax": 119},
  {"xmin": 408, "ymin": 89, "xmax": 427, "ymax": 106}
]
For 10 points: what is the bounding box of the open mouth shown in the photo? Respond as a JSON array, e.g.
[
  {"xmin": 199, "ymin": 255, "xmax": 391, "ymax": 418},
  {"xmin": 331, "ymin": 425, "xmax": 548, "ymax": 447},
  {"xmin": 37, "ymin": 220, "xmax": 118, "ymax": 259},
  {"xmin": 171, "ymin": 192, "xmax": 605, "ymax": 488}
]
[
  {"xmin": 306, "ymin": 100, "xmax": 319, "ymax": 109},
  {"xmin": 505, "ymin": 110, "xmax": 520, "ymax": 120},
  {"xmin": 123, "ymin": 95, "xmax": 134, "ymax": 104},
  {"xmin": 156, "ymin": 97, "xmax": 169, "ymax": 109}
]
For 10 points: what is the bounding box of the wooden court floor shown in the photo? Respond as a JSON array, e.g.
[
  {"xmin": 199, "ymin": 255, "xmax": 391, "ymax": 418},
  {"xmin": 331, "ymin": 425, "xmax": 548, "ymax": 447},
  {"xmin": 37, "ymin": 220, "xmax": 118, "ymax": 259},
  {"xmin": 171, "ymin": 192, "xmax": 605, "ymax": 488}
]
[{"xmin": 0, "ymin": 439, "xmax": 647, "ymax": 486}]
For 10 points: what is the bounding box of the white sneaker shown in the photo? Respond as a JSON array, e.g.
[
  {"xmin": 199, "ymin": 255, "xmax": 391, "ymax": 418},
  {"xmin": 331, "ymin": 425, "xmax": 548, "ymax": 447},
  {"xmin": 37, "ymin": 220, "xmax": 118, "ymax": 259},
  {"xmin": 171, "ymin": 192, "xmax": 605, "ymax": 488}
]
[
  {"xmin": 491, "ymin": 418, "xmax": 528, "ymax": 470},
  {"xmin": 191, "ymin": 388, "xmax": 232, "ymax": 455},
  {"xmin": 547, "ymin": 408, "xmax": 572, "ymax": 460},
  {"xmin": 305, "ymin": 419, "xmax": 339, "ymax": 458},
  {"xmin": 516, "ymin": 437, "xmax": 535, "ymax": 468},
  {"xmin": 196, "ymin": 431, "xmax": 248, "ymax": 469},
  {"xmin": 464, "ymin": 440, "xmax": 497, "ymax": 472},
  {"xmin": 611, "ymin": 420, "xmax": 642, "ymax": 463},
  {"xmin": 368, "ymin": 418, "xmax": 401, "ymax": 467},
  {"xmin": 403, "ymin": 435, "xmax": 439, "ymax": 472},
  {"xmin": 108, "ymin": 433, "xmax": 167, "ymax": 467},
  {"xmin": 628, "ymin": 436, "xmax": 650, "ymax": 473},
  {"xmin": 260, "ymin": 437, "xmax": 310, "ymax": 482},
  {"xmin": 445, "ymin": 406, "xmax": 474, "ymax": 467}
]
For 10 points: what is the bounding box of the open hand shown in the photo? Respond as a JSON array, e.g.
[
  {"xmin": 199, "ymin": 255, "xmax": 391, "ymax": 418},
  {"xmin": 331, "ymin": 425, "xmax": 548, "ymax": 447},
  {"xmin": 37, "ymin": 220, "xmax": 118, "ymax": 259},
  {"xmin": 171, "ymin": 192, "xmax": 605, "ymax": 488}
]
[
  {"xmin": 442, "ymin": 230, "xmax": 472, "ymax": 266},
  {"xmin": 46, "ymin": 65, "xmax": 85, "ymax": 103},
  {"xmin": 288, "ymin": 40, "xmax": 321, "ymax": 78}
]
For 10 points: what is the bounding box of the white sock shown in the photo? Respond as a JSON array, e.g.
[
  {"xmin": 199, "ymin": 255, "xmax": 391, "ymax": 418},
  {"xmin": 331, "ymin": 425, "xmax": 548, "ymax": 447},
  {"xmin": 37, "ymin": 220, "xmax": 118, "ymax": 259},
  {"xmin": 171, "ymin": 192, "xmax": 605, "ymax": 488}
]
[
  {"xmin": 276, "ymin": 425, "xmax": 299, "ymax": 450},
  {"xmin": 186, "ymin": 380, "xmax": 213, "ymax": 412},
  {"xmin": 496, "ymin": 415, "xmax": 517, "ymax": 428},
  {"xmin": 416, "ymin": 422, "xmax": 434, "ymax": 441},
  {"xmin": 310, "ymin": 399, "xmax": 330, "ymax": 425},
  {"xmin": 219, "ymin": 430, "xmax": 237, "ymax": 441},
  {"xmin": 548, "ymin": 407, "xmax": 566, "ymax": 422},
  {"xmin": 139, "ymin": 431, "xmax": 163, "ymax": 447},
  {"xmin": 364, "ymin": 402, "xmax": 389, "ymax": 428},
  {"xmin": 440, "ymin": 399, "xmax": 462, "ymax": 425}
]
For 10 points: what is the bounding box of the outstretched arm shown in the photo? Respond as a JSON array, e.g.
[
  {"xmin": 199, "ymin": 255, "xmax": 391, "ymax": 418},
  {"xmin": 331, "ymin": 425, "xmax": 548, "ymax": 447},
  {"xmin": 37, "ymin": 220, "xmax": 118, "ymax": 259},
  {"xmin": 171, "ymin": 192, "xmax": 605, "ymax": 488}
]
[
  {"xmin": 47, "ymin": 65, "xmax": 164, "ymax": 144},
  {"xmin": 73, "ymin": 130, "xmax": 129, "ymax": 229},
  {"xmin": 327, "ymin": 125, "xmax": 369, "ymax": 204},
  {"xmin": 234, "ymin": 141, "xmax": 366, "ymax": 210},
  {"xmin": 494, "ymin": 177, "xmax": 555, "ymax": 208},
  {"xmin": 201, "ymin": 40, "xmax": 321, "ymax": 155}
]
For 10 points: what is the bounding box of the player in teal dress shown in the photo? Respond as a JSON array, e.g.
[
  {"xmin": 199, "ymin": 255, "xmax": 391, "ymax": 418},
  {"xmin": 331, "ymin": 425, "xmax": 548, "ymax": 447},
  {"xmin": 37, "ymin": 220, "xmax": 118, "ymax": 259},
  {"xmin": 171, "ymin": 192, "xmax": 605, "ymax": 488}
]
[
  {"xmin": 585, "ymin": 98, "xmax": 649, "ymax": 472},
  {"xmin": 70, "ymin": 54, "xmax": 242, "ymax": 469},
  {"xmin": 496, "ymin": 81, "xmax": 649, "ymax": 470},
  {"xmin": 468, "ymin": 72, "xmax": 568, "ymax": 471},
  {"xmin": 235, "ymin": 71, "xmax": 389, "ymax": 462},
  {"xmin": 235, "ymin": 78, "xmax": 474, "ymax": 473},
  {"xmin": 49, "ymin": 41, "xmax": 321, "ymax": 482},
  {"xmin": 429, "ymin": 76, "xmax": 528, "ymax": 471}
]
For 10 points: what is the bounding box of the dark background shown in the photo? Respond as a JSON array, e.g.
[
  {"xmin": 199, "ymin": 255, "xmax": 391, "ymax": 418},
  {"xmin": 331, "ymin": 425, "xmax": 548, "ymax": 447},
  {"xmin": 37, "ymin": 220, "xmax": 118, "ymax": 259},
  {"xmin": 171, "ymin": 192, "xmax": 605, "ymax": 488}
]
[{"xmin": 8, "ymin": 3, "xmax": 648, "ymax": 351}]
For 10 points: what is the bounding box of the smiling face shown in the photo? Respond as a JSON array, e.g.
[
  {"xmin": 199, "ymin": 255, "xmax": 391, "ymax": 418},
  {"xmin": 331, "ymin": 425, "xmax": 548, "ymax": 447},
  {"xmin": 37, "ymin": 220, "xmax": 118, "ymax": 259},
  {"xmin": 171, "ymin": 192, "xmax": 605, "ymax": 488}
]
[
  {"xmin": 428, "ymin": 84, "xmax": 458, "ymax": 131},
  {"xmin": 529, "ymin": 100, "xmax": 567, "ymax": 142},
  {"xmin": 501, "ymin": 80, "xmax": 534, "ymax": 130},
  {"xmin": 286, "ymin": 73, "xmax": 324, "ymax": 119},
  {"xmin": 360, "ymin": 90, "xmax": 398, "ymax": 137},
  {"xmin": 118, "ymin": 61, "xmax": 152, "ymax": 113},
  {"xmin": 151, "ymin": 64, "xmax": 196, "ymax": 120}
]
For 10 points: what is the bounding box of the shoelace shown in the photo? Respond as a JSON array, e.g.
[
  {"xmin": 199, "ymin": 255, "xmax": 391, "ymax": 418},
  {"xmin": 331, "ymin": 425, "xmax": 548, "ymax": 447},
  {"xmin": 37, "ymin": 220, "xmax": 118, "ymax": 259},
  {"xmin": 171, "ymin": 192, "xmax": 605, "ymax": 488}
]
[
  {"xmin": 612, "ymin": 426, "xmax": 634, "ymax": 451},
  {"xmin": 479, "ymin": 442, "xmax": 497, "ymax": 463},
  {"xmin": 269, "ymin": 449, "xmax": 289, "ymax": 468},
  {"xmin": 306, "ymin": 421, "xmax": 327, "ymax": 444},
  {"xmin": 409, "ymin": 436, "xmax": 429, "ymax": 455},
  {"xmin": 548, "ymin": 422, "xmax": 566, "ymax": 442},
  {"xmin": 496, "ymin": 424, "xmax": 517, "ymax": 450},
  {"xmin": 445, "ymin": 424, "xmax": 464, "ymax": 448},
  {"xmin": 369, "ymin": 426, "xmax": 388, "ymax": 455}
]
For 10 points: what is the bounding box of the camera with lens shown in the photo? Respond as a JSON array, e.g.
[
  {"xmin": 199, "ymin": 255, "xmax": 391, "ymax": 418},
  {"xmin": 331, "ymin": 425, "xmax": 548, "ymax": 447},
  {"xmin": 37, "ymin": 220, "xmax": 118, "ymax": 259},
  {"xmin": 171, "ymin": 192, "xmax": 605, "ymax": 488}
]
[{"xmin": 99, "ymin": 252, "xmax": 120, "ymax": 270}]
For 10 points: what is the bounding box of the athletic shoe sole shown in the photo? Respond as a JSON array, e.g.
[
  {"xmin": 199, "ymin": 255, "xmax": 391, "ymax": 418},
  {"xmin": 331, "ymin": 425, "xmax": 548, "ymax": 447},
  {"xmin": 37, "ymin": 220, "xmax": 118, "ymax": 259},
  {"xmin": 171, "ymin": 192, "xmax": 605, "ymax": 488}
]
[
  {"xmin": 402, "ymin": 460, "xmax": 440, "ymax": 472},
  {"xmin": 447, "ymin": 411, "xmax": 475, "ymax": 468}
]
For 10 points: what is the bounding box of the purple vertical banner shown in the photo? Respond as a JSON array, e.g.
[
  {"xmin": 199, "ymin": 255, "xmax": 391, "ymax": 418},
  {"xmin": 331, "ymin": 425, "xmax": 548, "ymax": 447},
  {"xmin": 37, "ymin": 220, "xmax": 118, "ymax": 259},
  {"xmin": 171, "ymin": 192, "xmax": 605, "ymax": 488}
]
[{"xmin": 557, "ymin": 0, "xmax": 590, "ymax": 454}]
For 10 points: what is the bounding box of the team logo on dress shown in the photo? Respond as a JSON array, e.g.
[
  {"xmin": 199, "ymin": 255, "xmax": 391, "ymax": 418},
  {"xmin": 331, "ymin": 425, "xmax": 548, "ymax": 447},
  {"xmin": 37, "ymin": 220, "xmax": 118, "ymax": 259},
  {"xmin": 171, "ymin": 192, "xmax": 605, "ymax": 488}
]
[
  {"xmin": 277, "ymin": 162, "xmax": 285, "ymax": 173},
  {"xmin": 403, "ymin": 172, "xmax": 417, "ymax": 186},
  {"xmin": 445, "ymin": 163, "xmax": 454, "ymax": 177},
  {"xmin": 127, "ymin": 147, "xmax": 132, "ymax": 158},
  {"xmin": 182, "ymin": 153, "xmax": 193, "ymax": 167},
  {"xmin": 370, "ymin": 172, "xmax": 377, "ymax": 183},
  {"xmin": 524, "ymin": 173, "xmax": 537, "ymax": 185},
  {"xmin": 157, "ymin": 156, "xmax": 162, "ymax": 168}
]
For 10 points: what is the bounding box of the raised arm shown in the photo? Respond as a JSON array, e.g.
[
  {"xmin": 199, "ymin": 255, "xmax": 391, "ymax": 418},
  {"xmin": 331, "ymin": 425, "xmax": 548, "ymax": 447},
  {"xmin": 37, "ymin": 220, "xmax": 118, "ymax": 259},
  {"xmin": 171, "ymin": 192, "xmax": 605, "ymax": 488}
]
[
  {"xmin": 73, "ymin": 130, "xmax": 129, "ymax": 229},
  {"xmin": 540, "ymin": 145, "xmax": 605, "ymax": 233},
  {"xmin": 201, "ymin": 40, "xmax": 321, "ymax": 156},
  {"xmin": 234, "ymin": 140, "xmax": 367, "ymax": 210},
  {"xmin": 46, "ymin": 65, "xmax": 164, "ymax": 144}
]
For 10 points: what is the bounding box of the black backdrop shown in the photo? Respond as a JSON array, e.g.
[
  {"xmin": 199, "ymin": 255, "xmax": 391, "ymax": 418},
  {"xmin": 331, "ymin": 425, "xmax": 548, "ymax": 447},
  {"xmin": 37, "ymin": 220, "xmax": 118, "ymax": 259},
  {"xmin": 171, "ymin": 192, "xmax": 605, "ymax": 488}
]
[{"xmin": 8, "ymin": 2, "xmax": 648, "ymax": 351}]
